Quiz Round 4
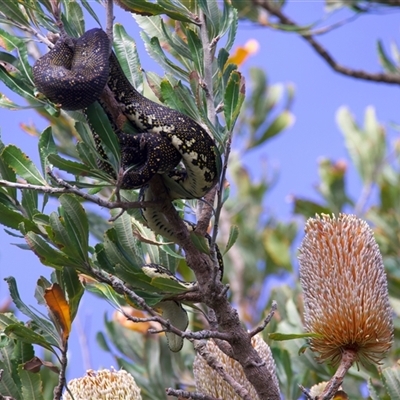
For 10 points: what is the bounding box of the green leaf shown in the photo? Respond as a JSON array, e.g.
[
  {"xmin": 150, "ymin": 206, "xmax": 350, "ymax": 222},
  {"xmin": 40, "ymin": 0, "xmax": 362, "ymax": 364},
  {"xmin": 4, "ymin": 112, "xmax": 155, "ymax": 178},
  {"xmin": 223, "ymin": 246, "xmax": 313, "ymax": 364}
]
[
  {"xmin": 223, "ymin": 225, "xmax": 239, "ymax": 255},
  {"xmin": 112, "ymin": 211, "xmax": 144, "ymax": 267},
  {"xmin": 158, "ymin": 300, "xmax": 188, "ymax": 352},
  {"xmin": 189, "ymin": 231, "xmax": 210, "ymax": 255},
  {"xmin": 4, "ymin": 277, "xmax": 61, "ymax": 349},
  {"xmin": 224, "ymin": 70, "xmax": 245, "ymax": 131},
  {"xmin": 24, "ymin": 231, "xmax": 70, "ymax": 269},
  {"xmin": 61, "ymin": 268, "xmax": 84, "ymax": 322},
  {"xmin": 293, "ymin": 198, "xmax": 332, "ymax": 219},
  {"xmin": 367, "ymin": 378, "xmax": 381, "ymax": 400},
  {"xmin": 144, "ymin": 275, "xmax": 192, "ymax": 294},
  {"xmin": 377, "ymin": 40, "xmax": 398, "ymax": 74},
  {"xmin": 0, "ymin": 359, "xmax": 21, "ymax": 400},
  {"xmin": 140, "ymin": 32, "xmax": 189, "ymax": 82},
  {"xmin": 38, "ymin": 126, "xmax": 57, "ymax": 177},
  {"xmin": 0, "ymin": 2, "xmax": 29, "ymax": 27},
  {"xmin": 2, "ymin": 145, "xmax": 46, "ymax": 185},
  {"xmin": 47, "ymin": 154, "xmax": 94, "ymax": 176},
  {"xmin": 18, "ymin": 365, "xmax": 44, "ymax": 400},
  {"xmin": 65, "ymin": 0, "xmax": 85, "ymax": 37},
  {"xmin": 113, "ymin": 23, "xmax": 143, "ymax": 92},
  {"xmin": 59, "ymin": 195, "xmax": 89, "ymax": 262},
  {"xmin": 83, "ymin": 281, "xmax": 124, "ymax": 307},
  {"xmin": 0, "ymin": 203, "xmax": 38, "ymax": 232},
  {"xmin": 85, "ymin": 102, "xmax": 120, "ymax": 173},
  {"xmin": 249, "ymin": 110, "xmax": 294, "ymax": 149},
  {"xmin": 186, "ymin": 28, "xmax": 203, "ymax": 75},
  {"xmin": 0, "ymin": 27, "xmax": 32, "ymax": 81},
  {"xmin": 117, "ymin": 0, "xmax": 194, "ymax": 23},
  {"xmin": 221, "ymin": 2, "xmax": 238, "ymax": 53},
  {"xmin": 4, "ymin": 324, "xmax": 54, "ymax": 353},
  {"xmin": 382, "ymin": 366, "xmax": 400, "ymax": 399},
  {"xmin": 198, "ymin": 0, "xmax": 220, "ymax": 38},
  {"xmin": 269, "ymin": 332, "xmax": 322, "ymax": 341},
  {"xmin": 337, "ymin": 106, "xmax": 386, "ymax": 184},
  {"xmin": 21, "ymin": 189, "xmax": 38, "ymax": 220}
]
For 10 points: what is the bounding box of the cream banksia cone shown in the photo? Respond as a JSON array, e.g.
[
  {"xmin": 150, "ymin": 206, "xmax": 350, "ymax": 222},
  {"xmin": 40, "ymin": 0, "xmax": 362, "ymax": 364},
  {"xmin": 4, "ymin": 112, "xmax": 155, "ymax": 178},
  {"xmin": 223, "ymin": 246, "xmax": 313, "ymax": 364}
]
[
  {"xmin": 63, "ymin": 368, "xmax": 142, "ymax": 400},
  {"xmin": 193, "ymin": 335, "xmax": 279, "ymax": 399}
]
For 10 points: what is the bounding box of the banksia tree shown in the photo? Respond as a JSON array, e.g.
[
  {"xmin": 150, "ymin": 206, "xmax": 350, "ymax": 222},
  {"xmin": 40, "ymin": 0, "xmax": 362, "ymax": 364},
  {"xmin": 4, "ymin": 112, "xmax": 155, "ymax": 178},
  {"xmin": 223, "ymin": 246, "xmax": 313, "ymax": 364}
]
[{"xmin": 298, "ymin": 213, "xmax": 394, "ymax": 399}]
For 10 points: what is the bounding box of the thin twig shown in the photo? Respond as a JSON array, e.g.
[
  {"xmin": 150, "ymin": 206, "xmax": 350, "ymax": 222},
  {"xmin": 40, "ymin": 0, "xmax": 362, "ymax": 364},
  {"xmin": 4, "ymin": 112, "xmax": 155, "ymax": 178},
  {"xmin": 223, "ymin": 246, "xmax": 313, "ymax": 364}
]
[
  {"xmin": 309, "ymin": 13, "xmax": 361, "ymax": 36},
  {"xmin": 53, "ymin": 341, "xmax": 68, "ymax": 400},
  {"xmin": 0, "ymin": 177, "xmax": 161, "ymax": 211},
  {"xmin": 253, "ymin": 0, "xmax": 400, "ymax": 85},
  {"xmin": 299, "ymin": 385, "xmax": 314, "ymax": 400},
  {"xmin": 166, "ymin": 388, "xmax": 221, "ymax": 400},
  {"xmin": 249, "ymin": 300, "xmax": 277, "ymax": 337},
  {"xmin": 319, "ymin": 349, "xmax": 357, "ymax": 400},
  {"xmin": 105, "ymin": 0, "xmax": 114, "ymax": 43}
]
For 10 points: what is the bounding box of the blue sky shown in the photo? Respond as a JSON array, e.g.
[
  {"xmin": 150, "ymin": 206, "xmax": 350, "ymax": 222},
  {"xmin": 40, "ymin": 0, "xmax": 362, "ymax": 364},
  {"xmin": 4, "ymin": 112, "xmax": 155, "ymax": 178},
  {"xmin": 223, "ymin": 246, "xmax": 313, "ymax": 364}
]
[{"xmin": 0, "ymin": 2, "xmax": 399, "ymax": 382}]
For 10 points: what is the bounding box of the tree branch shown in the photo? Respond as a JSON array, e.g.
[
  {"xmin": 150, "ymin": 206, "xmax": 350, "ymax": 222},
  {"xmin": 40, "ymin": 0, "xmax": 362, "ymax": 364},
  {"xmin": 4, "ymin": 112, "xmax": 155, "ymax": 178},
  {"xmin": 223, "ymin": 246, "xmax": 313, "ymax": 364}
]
[
  {"xmin": 253, "ymin": 0, "xmax": 400, "ymax": 85},
  {"xmin": 0, "ymin": 176, "xmax": 161, "ymax": 211}
]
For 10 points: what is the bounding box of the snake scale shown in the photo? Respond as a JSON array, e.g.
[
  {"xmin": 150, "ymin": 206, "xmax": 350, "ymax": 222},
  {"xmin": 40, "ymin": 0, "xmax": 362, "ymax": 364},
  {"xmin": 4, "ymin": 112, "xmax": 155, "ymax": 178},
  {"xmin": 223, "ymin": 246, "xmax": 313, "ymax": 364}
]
[{"xmin": 33, "ymin": 28, "xmax": 223, "ymax": 351}]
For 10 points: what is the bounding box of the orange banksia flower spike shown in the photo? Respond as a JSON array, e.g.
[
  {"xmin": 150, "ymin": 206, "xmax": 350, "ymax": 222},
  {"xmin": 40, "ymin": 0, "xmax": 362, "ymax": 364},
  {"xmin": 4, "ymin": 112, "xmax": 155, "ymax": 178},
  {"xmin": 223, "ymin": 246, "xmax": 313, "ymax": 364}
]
[{"xmin": 298, "ymin": 214, "xmax": 393, "ymax": 399}]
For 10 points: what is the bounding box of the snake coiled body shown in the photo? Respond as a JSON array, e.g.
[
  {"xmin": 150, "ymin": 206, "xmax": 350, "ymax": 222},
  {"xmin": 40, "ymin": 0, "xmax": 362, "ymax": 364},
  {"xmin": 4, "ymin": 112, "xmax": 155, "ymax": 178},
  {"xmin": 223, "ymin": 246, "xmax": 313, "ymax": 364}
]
[{"xmin": 33, "ymin": 28, "xmax": 221, "ymax": 200}]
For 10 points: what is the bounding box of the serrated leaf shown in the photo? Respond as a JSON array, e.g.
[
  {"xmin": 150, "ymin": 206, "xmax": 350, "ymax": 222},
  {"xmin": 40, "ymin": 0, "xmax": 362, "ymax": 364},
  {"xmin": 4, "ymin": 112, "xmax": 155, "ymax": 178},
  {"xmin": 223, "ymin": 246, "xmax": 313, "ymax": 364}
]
[
  {"xmin": 21, "ymin": 189, "xmax": 38, "ymax": 220},
  {"xmin": 59, "ymin": 194, "xmax": 89, "ymax": 262},
  {"xmin": 62, "ymin": 268, "xmax": 84, "ymax": 322},
  {"xmin": 224, "ymin": 70, "xmax": 245, "ymax": 131},
  {"xmin": 382, "ymin": 366, "xmax": 400, "ymax": 399},
  {"xmin": 65, "ymin": 0, "xmax": 85, "ymax": 37},
  {"xmin": 85, "ymin": 102, "xmax": 120, "ymax": 173},
  {"xmin": 367, "ymin": 378, "xmax": 381, "ymax": 400},
  {"xmin": 186, "ymin": 28, "xmax": 203, "ymax": 75},
  {"xmin": 0, "ymin": 2, "xmax": 28, "ymax": 27},
  {"xmin": 47, "ymin": 154, "xmax": 93, "ymax": 176},
  {"xmin": 38, "ymin": 126, "xmax": 57, "ymax": 177},
  {"xmin": 2, "ymin": 145, "xmax": 46, "ymax": 185},
  {"xmin": 113, "ymin": 23, "xmax": 143, "ymax": 91},
  {"xmin": 141, "ymin": 33, "xmax": 189, "ymax": 82},
  {"xmin": 0, "ymin": 203, "xmax": 38, "ymax": 232},
  {"xmin": 4, "ymin": 324, "xmax": 54, "ymax": 353},
  {"xmin": 117, "ymin": 0, "xmax": 194, "ymax": 23},
  {"xmin": 24, "ymin": 231, "xmax": 70, "ymax": 269},
  {"xmin": 18, "ymin": 364, "xmax": 44, "ymax": 400},
  {"xmin": 198, "ymin": 0, "xmax": 220, "ymax": 38},
  {"xmin": 4, "ymin": 277, "xmax": 61, "ymax": 349},
  {"xmin": 0, "ymin": 359, "xmax": 21, "ymax": 400},
  {"xmin": 223, "ymin": 224, "xmax": 238, "ymax": 255}
]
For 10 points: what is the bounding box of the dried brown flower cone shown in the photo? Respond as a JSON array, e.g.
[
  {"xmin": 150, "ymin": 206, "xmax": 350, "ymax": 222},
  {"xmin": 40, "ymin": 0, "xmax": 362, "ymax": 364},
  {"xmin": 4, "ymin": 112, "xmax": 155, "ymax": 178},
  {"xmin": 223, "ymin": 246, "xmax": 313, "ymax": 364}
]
[
  {"xmin": 193, "ymin": 335, "xmax": 279, "ymax": 399},
  {"xmin": 63, "ymin": 368, "xmax": 142, "ymax": 400},
  {"xmin": 298, "ymin": 214, "xmax": 393, "ymax": 367}
]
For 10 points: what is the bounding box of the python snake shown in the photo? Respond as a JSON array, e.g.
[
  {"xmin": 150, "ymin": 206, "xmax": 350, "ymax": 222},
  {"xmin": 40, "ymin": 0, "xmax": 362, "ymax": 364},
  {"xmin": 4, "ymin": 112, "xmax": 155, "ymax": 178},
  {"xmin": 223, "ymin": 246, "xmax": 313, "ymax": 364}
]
[
  {"xmin": 33, "ymin": 28, "xmax": 223, "ymax": 351},
  {"xmin": 33, "ymin": 28, "xmax": 221, "ymax": 198}
]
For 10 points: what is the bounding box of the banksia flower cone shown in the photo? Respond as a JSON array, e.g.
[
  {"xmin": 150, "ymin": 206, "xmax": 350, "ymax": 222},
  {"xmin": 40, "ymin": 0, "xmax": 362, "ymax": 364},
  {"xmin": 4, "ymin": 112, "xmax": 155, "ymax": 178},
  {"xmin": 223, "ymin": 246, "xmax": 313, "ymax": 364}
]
[
  {"xmin": 298, "ymin": 214, "xmax": 393, "ymax": 366},
  {"xmin": 63, "ymin": 368, "xmax": 142, "ymax": 400},
  {"xmin": 193, "ymin": 335, "xmax": 279, "ymax": 399}
]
